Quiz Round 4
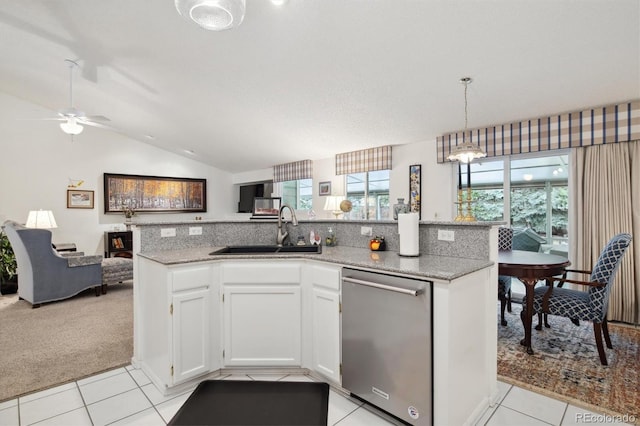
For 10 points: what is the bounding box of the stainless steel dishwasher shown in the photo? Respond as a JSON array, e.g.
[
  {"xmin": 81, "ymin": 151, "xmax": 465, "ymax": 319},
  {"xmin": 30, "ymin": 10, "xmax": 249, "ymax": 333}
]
[{"xmin": 342, "ymin": 268, "xmax": 432, "ymax": 426}]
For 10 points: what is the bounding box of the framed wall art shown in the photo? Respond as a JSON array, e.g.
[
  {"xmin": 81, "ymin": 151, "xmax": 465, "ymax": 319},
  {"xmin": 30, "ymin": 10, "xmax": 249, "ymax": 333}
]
[
  {"xmin": 67, "ymin": 190, "xmax": 94, "ymax": 209},
  {"xmin": 103, "ymin": 173, "xmax": 207, "ymax": 214},
  {"xmin": 319, "ymin": 181, "xmax": 331, "ymax": 196},
  {"xmin": 409, "ymin": 164, "xmax": 421, "ymax": 219}
]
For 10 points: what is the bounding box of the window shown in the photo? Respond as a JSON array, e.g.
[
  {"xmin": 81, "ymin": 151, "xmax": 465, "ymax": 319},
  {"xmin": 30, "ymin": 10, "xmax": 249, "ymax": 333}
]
[
  {"xmin": 346, "ymin": 170, "xmax": 390, "ymax": 220},
  {"xmin": 281, "ymin": 178, "xmax": 312, "ymax": 210},
  {"xmin": 468, "ymin": 153, "xmax": 569, "ymax": 298},
  {"xmin": 468, "ymin": 153, "xmax": 569, "ymax": 245}
]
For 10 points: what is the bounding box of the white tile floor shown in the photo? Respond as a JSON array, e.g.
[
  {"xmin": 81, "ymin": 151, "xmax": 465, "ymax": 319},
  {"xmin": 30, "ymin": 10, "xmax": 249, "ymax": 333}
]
[{"xmin": 0, "ymin": 366, "xmax": 634, "ymax": 426}]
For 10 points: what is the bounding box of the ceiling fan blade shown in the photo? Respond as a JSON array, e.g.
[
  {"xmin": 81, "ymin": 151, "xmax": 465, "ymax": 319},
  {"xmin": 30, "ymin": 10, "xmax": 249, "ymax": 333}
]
[
  {"xmin": 21, "ymin": 117, "xmax": 67, "ymax": 121},
  {"xmin": 84, "ymin": 115, "xmax": 111, "ymax": 122},
  {"xmin": 58, "ymin": 107, "xmax": 85, "ymax": 119},
  {"xmin": 78, "ymin": 119, "xmax": 117, "ymax": 131}
]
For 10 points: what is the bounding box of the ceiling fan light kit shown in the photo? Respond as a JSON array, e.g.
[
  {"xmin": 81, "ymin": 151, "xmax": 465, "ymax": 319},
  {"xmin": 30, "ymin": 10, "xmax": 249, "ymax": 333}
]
[
  {"xmin": 36, "ymin": 58, "xmax": 114, "ymax": 137},
  {"xmin": 60, "ymin": 117, "xmax": 83, "ymax": 135},
  {"xmin": 175, "ymin": 0, "xmax": 246, "ymax": 31}
]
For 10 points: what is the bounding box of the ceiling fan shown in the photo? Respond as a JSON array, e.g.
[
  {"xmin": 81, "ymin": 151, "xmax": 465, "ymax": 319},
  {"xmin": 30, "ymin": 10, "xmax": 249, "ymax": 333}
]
[{"xmin": 49, "ymin": 59, "xmax": 112, "ymax": 135}]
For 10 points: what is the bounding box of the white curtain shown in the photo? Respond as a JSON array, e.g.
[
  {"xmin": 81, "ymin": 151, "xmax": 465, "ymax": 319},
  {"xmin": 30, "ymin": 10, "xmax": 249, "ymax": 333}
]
[{"xmin": 569, "ymin": 141, "xmax": 640, "ymax": 324}]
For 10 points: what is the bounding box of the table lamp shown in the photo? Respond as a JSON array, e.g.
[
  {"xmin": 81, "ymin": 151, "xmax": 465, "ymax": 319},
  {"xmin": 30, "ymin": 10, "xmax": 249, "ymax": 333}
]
[
  {"xmin": 323, "ymin": 196, "xmax": 343, "ymax": 219},
  {"xmin": 26, "ymin": 210, "xmax": 58, "ymax": 229}
]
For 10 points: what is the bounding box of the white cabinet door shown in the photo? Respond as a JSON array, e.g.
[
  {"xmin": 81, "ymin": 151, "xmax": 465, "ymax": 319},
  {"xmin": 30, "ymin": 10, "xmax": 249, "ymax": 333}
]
[
  {"xmin": 172, "ymin": 288, "xmax": 211, "ymax": 384},
  {"xmin": 223, "ymin": 285, "xmax": 301, "ymax": 366},
  {"xmin": 311, "ymin": 286, "xmax": 341, "ymax": 383}
]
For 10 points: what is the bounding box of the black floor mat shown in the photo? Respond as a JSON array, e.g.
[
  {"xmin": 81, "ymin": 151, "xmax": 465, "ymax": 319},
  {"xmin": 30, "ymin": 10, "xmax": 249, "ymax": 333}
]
[{"xmin": 168, "ymin": 380, "xmax": 329, "ymax": 426}]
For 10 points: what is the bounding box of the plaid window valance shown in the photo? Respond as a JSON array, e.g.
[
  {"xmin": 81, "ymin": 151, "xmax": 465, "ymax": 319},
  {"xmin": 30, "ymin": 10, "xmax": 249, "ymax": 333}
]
[
  {"xmin": 437, "ymin": 100, "xmax": 640, "ymax": 163},
  {"xmin": 335, "ymin": 145, "xmax": 392, "ymax": 175},
  {"xmin": 273, "ymin": 159, "xmax": 313, "ymax": 183}
]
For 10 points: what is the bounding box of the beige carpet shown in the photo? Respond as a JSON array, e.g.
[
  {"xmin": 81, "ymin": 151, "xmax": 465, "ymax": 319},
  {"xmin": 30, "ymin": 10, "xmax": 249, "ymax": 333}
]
[
  {"xmin": 498, "ymin": 303, "xmax": 640, "ymax": 425},
  {"xmin": 0, "ymin": 282, "xmax": 133, "ymax": 402}
]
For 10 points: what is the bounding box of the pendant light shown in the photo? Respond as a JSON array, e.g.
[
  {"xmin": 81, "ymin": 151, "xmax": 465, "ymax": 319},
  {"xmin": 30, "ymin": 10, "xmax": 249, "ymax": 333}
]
[
  {"xmin": 175, "ymin": 0, "xmax": 246, "ymax": 31},
  {"xmin": 447, "ymin": 77, "xmax": 487, "ymax": 163}
]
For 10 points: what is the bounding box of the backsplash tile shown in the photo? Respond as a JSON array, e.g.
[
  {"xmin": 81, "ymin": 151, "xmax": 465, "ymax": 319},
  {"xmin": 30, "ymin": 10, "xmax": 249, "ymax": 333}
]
[{"xmin": 137, "ymin": 220, "xmax": 496, "ymax": 260}]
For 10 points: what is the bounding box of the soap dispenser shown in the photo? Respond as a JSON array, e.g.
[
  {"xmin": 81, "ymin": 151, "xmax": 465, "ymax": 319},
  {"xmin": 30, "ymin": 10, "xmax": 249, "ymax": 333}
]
[{"xmin": 325, "ymin": 227, "xmax": 336, "ymax": 246}]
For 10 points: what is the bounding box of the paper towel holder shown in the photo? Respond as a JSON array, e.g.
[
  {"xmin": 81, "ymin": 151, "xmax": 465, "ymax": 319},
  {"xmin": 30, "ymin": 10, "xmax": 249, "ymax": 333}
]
[{"xmin": 398, "ymin": 212, "xmax": 420, "ymax": 257}]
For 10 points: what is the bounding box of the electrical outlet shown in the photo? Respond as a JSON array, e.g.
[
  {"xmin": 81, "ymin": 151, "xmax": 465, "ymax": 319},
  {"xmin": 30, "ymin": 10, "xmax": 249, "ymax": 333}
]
[
  {"xmin": 361, "ymin": 226, "xmax": 373, "ymax": 236},
  {"xmin": 161, "ymin": 228, "xmax": 176, "ymax": 237},
  {"xmin": 189, "ymin": 226, "xmax": 202, "ymax": 236},
  {"xmin": 438, "ymin": 229, "xmax": 455, "ymax": 241}
]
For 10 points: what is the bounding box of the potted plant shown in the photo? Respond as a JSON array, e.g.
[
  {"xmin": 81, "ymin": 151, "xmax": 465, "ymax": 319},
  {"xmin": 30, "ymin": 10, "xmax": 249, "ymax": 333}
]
[
  {"xmin": 0, "ymin": 230, "xmax": 18, "ymax": 294},
  {"xmin": 123, "ymin": 206, "xmax": 136, "ymax": 224}
]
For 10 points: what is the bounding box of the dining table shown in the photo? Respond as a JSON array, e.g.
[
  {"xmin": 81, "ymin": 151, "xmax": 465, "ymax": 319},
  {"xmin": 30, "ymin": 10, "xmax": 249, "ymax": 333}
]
[{"xmin": 498, "ymin": 250, "xmax": 571, "ymax": 355}]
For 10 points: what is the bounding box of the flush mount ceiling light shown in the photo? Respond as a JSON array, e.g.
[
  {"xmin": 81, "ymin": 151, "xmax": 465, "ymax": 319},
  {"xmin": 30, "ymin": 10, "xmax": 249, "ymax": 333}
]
[
  {"xmin": 447, "ymin": 77, "xmax": 487, "ymax": 164},
  {"xmin": 175, "ymin": 0, "xmax": 246, "ymax": 31}
]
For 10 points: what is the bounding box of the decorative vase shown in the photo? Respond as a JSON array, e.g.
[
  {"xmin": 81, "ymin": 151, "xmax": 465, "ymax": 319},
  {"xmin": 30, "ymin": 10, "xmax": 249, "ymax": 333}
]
[{"xmin": 393, "ymin": 198, "xmax": 409, "ymax": 220}]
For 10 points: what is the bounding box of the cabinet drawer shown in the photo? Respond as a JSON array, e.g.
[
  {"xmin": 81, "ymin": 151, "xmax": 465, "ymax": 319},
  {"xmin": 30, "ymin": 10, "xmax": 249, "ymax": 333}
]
[
  {"xmin": 171, "ymin": 266, "xmax": 211, "ymax": 292},
  {"xmin": 310, "ymin": 264, "xmax": 341, "ymax": 291},
  {"xmin": 222, "ymin": 262, "xmax": 301, "ymax": 284}
]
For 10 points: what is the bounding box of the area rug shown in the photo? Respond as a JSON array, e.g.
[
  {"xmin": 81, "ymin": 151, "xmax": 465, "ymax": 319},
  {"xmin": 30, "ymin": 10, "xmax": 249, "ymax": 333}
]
[
  {"xmin": 498, "ymin": 304, "xmax": 640, "ymax": 424},
  {"xmin": 0, "ymin": 282, "xmax": 133, "ymax": 402}
]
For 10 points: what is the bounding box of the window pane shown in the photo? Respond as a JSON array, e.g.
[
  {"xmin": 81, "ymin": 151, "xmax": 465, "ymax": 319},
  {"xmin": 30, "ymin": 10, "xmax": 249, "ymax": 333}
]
[
  {"xmin": 370, "ymin": 170, "xmax": 390, "ymax": 220},
  {"xmin": 346, "ymin": 171, "xmax": 390, "ymax": 220},
  {"xmin": 298, "ymin": 179, "xmax": 312, "ymax": 210},
  {"xmin": 468, "ymin": 159, "xmax": 505, "ymax": 221},
  {"xmin": 510, "ymin": 186, "xmax": 547, "ymax": 232},
  {"xmin": 346, "ymin": 173, "xmax": 366, "ymax": 219},
  {"xmin": 510, "ymin": 155, "xmax": 568, "ymax": 244},
  {"xmin": 281, "ymin": 180, "xmax": 297, "ymax": 208},
  {"xmin": 281, "ymin": 178, "xmax": 313, "ymax": 210}
]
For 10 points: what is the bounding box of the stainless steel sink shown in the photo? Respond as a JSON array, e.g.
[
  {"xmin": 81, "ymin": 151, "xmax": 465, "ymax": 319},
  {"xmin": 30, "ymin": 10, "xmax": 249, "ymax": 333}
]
[{"xmin": 209, "ymin": 244, "xmax": 322, "ymax": 255}]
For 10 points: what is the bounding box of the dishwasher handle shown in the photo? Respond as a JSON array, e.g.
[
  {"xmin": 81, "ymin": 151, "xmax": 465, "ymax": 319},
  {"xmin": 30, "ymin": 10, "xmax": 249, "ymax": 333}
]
[{"xmin": 342, "ymin": 276, "xmax": 424, "ymax": 296}]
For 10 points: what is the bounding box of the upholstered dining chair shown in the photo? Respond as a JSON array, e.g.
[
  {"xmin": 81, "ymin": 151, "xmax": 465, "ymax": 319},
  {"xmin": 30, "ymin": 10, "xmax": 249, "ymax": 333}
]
[
  {"xmin": 529, "ymin": 233, "xmax": 632, "ymax": 365},
  {"xmin": 498, "ymin": 227, "xmax": 514, "ymax": 326}
]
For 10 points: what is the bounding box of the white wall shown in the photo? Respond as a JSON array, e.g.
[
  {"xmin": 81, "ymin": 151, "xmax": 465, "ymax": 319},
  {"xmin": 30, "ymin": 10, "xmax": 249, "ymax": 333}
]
[
  {"xmin": 390, "ymin": 141, "xmax": 455, "ymax": 221},
  {"xmin": 0, "ymin": 92, "xmax": 234, "ymax": 255}
]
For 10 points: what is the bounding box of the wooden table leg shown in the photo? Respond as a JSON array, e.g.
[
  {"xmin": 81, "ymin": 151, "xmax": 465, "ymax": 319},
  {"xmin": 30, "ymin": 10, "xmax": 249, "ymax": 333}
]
[{"xmin": 519, "ymin": 278, "xmax": 537, "ymax": 355}]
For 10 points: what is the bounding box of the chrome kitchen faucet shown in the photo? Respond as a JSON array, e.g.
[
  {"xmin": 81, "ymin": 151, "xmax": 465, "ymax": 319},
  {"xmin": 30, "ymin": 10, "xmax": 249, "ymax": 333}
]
[{"xmin": 277, "ymin": 204, "xmax": 298, "ymax": 246}]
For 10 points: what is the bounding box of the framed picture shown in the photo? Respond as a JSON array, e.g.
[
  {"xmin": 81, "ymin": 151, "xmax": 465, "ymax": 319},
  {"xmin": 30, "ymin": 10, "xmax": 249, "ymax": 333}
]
[
  {"xmin": 67, "ymin": 190, "xmax": 94, "ymax": 209},
  {"xmin": 319, "ymin": 181, "xmax": 331, "ymax": 196},
  {"xmin": 252, "ymin": 197, "xmax": 281, "ymax": 218},
  {"xmin": 103, "ymin": 173, "xmax": 207, "ymax": 214},
  {"xmin": 409, "ymin": 164, "xmax": 421, "ymax": 219}
]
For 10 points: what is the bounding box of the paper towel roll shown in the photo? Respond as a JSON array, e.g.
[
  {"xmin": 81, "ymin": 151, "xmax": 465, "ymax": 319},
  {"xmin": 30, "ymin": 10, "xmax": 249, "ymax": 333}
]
[{"xmin": 398, "ymin": 213, "xmax": 419, "ymax": 256}]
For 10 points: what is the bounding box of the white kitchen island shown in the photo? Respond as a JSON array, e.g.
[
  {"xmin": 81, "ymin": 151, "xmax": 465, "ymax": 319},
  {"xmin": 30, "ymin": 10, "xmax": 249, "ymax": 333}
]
[{"xmin": 133, "ymin": 232, "xmax": 499, "ymax": 426}]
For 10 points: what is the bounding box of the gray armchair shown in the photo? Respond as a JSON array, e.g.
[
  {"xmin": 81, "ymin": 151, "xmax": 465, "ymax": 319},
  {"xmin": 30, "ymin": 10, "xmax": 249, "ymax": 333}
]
[{"xmin": 2, "ymin": 220, "xmax": 102, "ymax": 308}]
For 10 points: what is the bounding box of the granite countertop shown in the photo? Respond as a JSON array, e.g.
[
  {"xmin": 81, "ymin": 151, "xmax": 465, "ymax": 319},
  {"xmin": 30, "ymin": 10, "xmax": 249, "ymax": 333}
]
[{"xmin": 138, "ymin": 245, "xmax": 493, "ymax": 281}]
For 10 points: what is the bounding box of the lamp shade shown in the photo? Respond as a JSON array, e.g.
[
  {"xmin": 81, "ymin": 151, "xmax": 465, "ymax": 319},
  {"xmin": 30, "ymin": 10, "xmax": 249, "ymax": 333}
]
[
  {"xmin": 324, "ymin": 196, "xmax": 343, "ymax": 219},
  {"xmin": 26, "ymin": 210, "xmax": 58, "ymax": 229},
  {"xmin": 447, "ymin": 141, "xmax": 487, "ymax": 163},
  {"xmin": 175, "ymin": 0, "xmax": 246, "ymax": 31}
]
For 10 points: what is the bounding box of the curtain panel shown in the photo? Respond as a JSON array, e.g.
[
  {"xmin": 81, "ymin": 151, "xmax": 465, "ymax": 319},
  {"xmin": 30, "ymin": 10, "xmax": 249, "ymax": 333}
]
[
  {"xmin": 272, "ymin": 160, "xmax": 313, "ymax": 183},
  {"xmin": 569, "ymin": 141, "xmax": 639, "ymax": 324},
  {"xmin": 335, "ymin": 145, "xmax": 392, "ymax": 175},
  {"xmin": 437, "ymin": 100, "xmax": 640, "ymax": 163}
]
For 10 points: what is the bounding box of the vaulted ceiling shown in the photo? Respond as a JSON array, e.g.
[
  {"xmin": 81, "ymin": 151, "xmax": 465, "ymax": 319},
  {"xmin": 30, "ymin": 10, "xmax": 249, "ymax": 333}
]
[{"xmin": 0, "ymin": 1, "xmax": 638, "ymax": 173}]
